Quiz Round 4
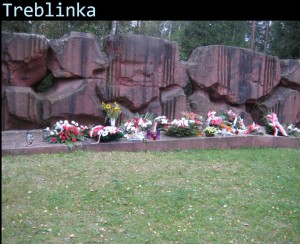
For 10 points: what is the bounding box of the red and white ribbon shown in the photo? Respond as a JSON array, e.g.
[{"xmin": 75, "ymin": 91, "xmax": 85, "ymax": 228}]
[
  {"xmin": 266, "ymin": 113, "xmax": 288, "ymax": 136},
  {"xmin": 88, "ymin": 125, "xmax": 105, "ymax": 138}
]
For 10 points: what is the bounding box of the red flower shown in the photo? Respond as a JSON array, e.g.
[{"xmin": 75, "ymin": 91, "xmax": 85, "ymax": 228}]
[
  {"xmin": 73, "ymin": 127, "xmax": 79, "ymax": 135},
  {"xmin": 72, "ymin": 137, "xmax": 77, "ymax": 142},
  {"xmin": 61, "ymin": 136, "xmax": 66, "ymax": 141},
  {"xmin": 133, "ymin": 118, "xmax": 139, "ymax": 125},
  {"xmin": 52, "ymin": 137, "xmax": 57, "ymax": 143}
]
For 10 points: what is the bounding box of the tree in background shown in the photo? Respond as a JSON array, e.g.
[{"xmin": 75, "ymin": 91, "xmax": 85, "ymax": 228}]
[
  {"xmin": 264, "ymin": 21, "xmax": 270, "ymax": 53},
  {"xmin": 2, "ymin": 21, "xmax": 32, "ymax": 33},
  {"xmin": 2, "ymin": 20, "xmax": 300, "ymax": 60},
  {"xmin": 269, "ymin": 21, "xmax": 300, "ymax": 59},
  {"xmin": 250, "ymin": 21, "xmax": 256, "ymax": 51},
  {"xmin": 247, "ymin": 21, "xmax": 270, "ymax": 53},
  {"xmin": 170, "ymin": 21, "xmax": 249, "ymax": 60}
]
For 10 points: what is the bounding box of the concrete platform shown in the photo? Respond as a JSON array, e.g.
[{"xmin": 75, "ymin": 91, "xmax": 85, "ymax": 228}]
[{"xmin": 1, "ymin": 130, "xmax": 300, "ymax": 156}]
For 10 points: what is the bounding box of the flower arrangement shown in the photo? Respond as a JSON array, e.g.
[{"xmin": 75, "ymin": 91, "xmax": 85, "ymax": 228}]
[
  {"xmin": 206, "ymin": 110, "xmax": 216, "ymax": 124},
  {"xmin": 210, "ymin": 116, "xmax": 223, "ymax": 127},
  {"xmin": 219, "ymin": 110, "xmax": 246, "ymax": 133},
  {"xmin": 181, "ymin": 111, "xmax": 203, "ymax": 129},
  {"xmin": 101, "ymin": 101, "xmax": 122, "ymax": 122},
  {"xmin": 286, "ymin": 124, "xmax": 300, "ymax": 137},
  {"xmin": 204, "ymin": 126, "xmax": 217, "ymax": 136},
  {"xmin": 165, "ymin": 118, "xmax": 197, "ymax": 137},
  {"xmin": 206, "ymin": 110, "xmax": 224, "ymax": 128},
  {"xmin": 154, "ymin": 115, "xmax": 170, "ymax": 130},
  {"xmin": 88, "ymin": 125, "xmax": 124, "ymax": 143},
  {"xmin": 265, "ymin": 112, "xmax": 288, "ymax": 136},
  {"xmin": 244, "ymin": 122, "xmax": 263, "ymax": 135},
  {"xmin": 46, "ymin": 120, "xmax": 87, "ymax": 148},
  {"xmin": 79, "ymin": 124, "xmax": 93, "ymax": 138},
  {"xmin": 124, "ymin": 117, "xmax": 152, "ymax": 134},
  {"xmin": 223, "ymin": 109, "xmax": 237, "ymax": 123},
  {"xmin": 181, "ymin": 111, "xmax": 203, "ymax": 123}
]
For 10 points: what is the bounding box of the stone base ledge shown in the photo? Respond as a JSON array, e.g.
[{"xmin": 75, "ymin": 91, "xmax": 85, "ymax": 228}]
[{"xmin": 2, "ymin": 130, "xmax": 300, "ymax": 156}]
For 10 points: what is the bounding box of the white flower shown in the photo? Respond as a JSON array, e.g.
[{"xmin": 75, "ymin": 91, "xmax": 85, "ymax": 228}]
[
  {"xmin": 46, "ymin": 127, "xmax": 50, "ymax": 130},
  {"xmin": 155, "ymin": 116, "xmax": 166, "ymax": 122},
  {"xmin": 102, "ymin": 130, "xmax": 108, "ymax": 137},
  {"xmin": 63, "ymin": 120, "xmax": 69, "ymax": 125},
  {"xmin": 71, "ymin": 121, "xmax": 75, "ymax": 125},
  {"xmin": 75, "ymin": 123, "xmax": 79, "ymax": 127},
  {"xmin": 182, "ymin": 118, "xmax": 189, "ymax": 127},
  {"xmin": 128, "ymin": 127, "xmax": 136, "ymax": 133},
  {"xmin": 138, "ymin": 118, "xmax": 143, "ymax": 125},
  {"xmin": 50, "ymin": 131, "xmax": 55, "ymax": 135},
  {"xmin": 161, "ymin": 118, "xmax": 168, "ymax": 124},
  {"xmin": 171, "ymin": 119, "xmax": 180, "ymax": 126},
  {"xmin": 59, "ymin": 120, "xmax": 63, "ymax": 124},
  {"xmin": 55, "ymin": 122, "xmax": 62, "ymax": 130}
]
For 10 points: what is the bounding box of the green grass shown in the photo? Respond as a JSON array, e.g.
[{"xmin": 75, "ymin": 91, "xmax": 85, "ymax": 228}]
[{"xmin": 2, "ymin": 148, "xmax": 300, "ymax": 243}]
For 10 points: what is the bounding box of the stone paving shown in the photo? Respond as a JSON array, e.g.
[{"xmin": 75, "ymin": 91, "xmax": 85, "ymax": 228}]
[{"xmin": 1, "ymin": 130, "xmax": 300, "ymax": 156}]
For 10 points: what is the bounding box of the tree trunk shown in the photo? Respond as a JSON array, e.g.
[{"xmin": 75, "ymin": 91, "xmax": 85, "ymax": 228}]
[
  {"xmin": 110, "ymin": 21, "xmax": 118, "ymax": 35},
  {"xmin": 264, "ymin": 21, "xmax": 270, "ymax": 53},
  {"xmin": 168, "ymin": 21, "xmax": 172, "ymax": 39},
  {"xmin": 251, "ymin": 21, "xmax": 256, "ymax": 51}
]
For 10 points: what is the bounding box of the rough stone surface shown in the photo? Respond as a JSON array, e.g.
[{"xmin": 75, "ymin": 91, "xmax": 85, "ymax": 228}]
[
  {"xmin": 251, "ymin": 87, "xmax": 300, "ymax": 126},
  {"xmin": 280, "ymin": 59, "xmax": 300, "ymax": 89},
  {"xmin": 161, "ymin": 86, "xmax": 187, "ymax": 119},
  {"xmin": 48, "ymin": 32, "xmax": 108, "ymax": 78},
  {"xmin": 43, "ymin": 79, "xmax": 107, "ymax": 126},
  {"xmin": 188, "ymin": 89, "xmax": 253, "ymax": 125},
  {"xmin": 187, "ymin": 45, "xmax": 281, "ymax": 104},
  {"xmin": 103, "ymin": 34, "xmax": 185, "ymax": 112},
  {"xmin": 177, "ymin": 62, "xmax": 189, "ymax": 88},
  {"xmin": 2, "ymin": 32, "xmax": 300, "ymax": 131},
  {"xmin": 2, "ymin": 32, "xmax": 49, "ymax": 87},
  {"xmin": 2, "ymin": 86, "xmax": 44, "ymax": 130}
]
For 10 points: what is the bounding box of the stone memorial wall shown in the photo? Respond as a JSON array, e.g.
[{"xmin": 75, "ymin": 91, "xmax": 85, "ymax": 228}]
[{"xmin": 2, "ymin": 31, "xmax": 300, "ymax": 130}]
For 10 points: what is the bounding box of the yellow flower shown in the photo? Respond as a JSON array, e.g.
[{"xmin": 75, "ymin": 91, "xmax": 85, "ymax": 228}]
[
  {"xmin": 112, "ymin": 107, "xmax": 119, "ymax": 112},
  {"xmin": 101, "ymin": 101, "xmax": 121, "ymax": 122}
]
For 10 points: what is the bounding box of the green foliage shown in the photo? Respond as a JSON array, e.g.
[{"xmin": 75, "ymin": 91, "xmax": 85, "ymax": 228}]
[
  {"xmin": 245, "ymin": 21, "xmax": 270, "ymax": 53},
  {"xmin": 34, "ymin": 73, "xmax": 54, "ymax": 93},
  {"xmin": 2, "ymin": 21, "xmax": 32, "ymax": 32},
  {"xmin": 165, "ymin": 126, "xmax": 197, "ymax": 137},
  {"xmin": 287, "ymin": 130, "xmax": 300, "ymax": 137},
  {"xmin": 100, "ymin": 131, "xmax": 124, "ymax": 142},
  {"xmin": 183, "ymin": 79, "xmax": 193, "ymax": 96},
  {"xmin": 172, "ymin": 21, "xmax": 248, "ymax": 60},
  {"xmin": 264, "ymin": 120, "xmax": 275, "ymax": 135},
  {"xmin": 3, "ymin": 20, "xmax": 300, "ymax": 60},
  {"xmin": 133, "ymin": 112, "xmax": 154, "ymax": 121},
  {"xmin": 269, "ymin": 21, "xmax": 300, "ymax": 59},
  {"xmin": 204, "ymin": 126, "xmax": 217, "ymax": 135}
]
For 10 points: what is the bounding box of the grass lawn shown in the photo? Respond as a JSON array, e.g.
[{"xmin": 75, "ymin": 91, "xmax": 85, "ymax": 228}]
[{"xmin": 2, "ymin": 148, "xmax": 300, "ymax": 243}]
